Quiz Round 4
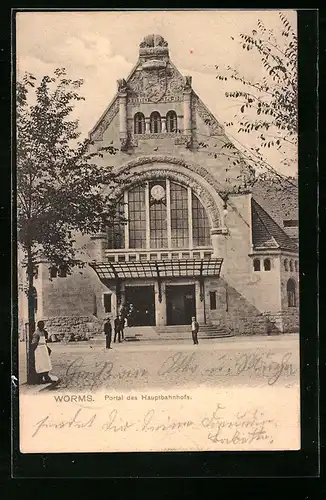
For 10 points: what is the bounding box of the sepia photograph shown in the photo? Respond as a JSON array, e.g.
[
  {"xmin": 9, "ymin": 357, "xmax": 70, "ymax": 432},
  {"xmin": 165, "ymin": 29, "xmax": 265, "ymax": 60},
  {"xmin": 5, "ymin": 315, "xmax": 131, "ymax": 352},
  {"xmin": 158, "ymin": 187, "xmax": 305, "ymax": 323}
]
[{"xmin": 16, "ymin": 9, "xmax": 300, "ymax": 453}]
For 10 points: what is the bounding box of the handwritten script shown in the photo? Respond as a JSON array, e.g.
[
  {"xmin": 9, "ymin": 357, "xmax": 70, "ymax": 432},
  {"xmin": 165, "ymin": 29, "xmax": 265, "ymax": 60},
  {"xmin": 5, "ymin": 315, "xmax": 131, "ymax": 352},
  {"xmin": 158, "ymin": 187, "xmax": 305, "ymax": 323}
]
[{"xmin": 31, "ymin": 404, "xmax": 277, "ymax": 447}]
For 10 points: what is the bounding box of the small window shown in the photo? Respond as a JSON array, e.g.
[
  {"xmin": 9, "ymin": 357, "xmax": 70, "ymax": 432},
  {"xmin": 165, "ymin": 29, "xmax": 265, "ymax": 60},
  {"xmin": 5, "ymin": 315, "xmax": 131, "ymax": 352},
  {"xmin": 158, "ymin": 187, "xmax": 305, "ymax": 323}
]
[
  {"xmin": 193, "ymin": 252, "xmax": 201, "ymax": 259},
  {"xmin": 118, "ymin": 255, "xmax": 126, "ymax": 262},
  {"xmin": 134, "ymin": 112, "xmax": 145, "ymax": 134},
  {"xmin": 182, "ymin": 252, "xmax": 190, "ymax": 259},
  {"xmin": 58, "ymin": 265, "xmax": 67, "ymax": 278},
  {"xmin": 49, "ymin": 266, "xmax": 58, "ymax": 278},
  {"xmin": 129, "ymin": 255, "xmax": 137, "ymax": 261},
  {"xmin": 107, "ymin": 256, "xmax": 115, "ymax": 262},
  {"xmin": 33, "ymin": 266, "xmax": 38, "ymax": 279},
  {"xmin": 139, "ymin": 254, "xmax": 147, "ymax": 261},
  {"xmin": 103, "ymin": 293, "xmax": 112, "ymax": 313},
  {"xmin": 204, "ymin": 252, "xmax": 212, "ymax": 260},
  {"xmin": 150, "ymin": 111, "xmax": 162, "ymax": 133},
  {"xmin": 287, "ymin": 279, "xmax": 296, "ymax": 307},
  {"xmin": 264, "ymin": 258, "xmax": 271, "ymax": 271},
  {"xmin": 210, "ymin": 291, "xmax": 217, "ymax": 310},
  {"xmin": 171, "ymin": 253, "xmax": 179, "ymax": 260},
  {"xmin": 284, "ymin": 259, "xmax": 289, "ymax": 271},
  {"xmin": 166, "ymin": 110, "xmax": 178, "ymax": 132},
  {"xmin": 253, "ymin": 259, "xmax": 261, "ymax": 272},
  {"xmin": 161, "ymin": 253, "xmax": 169, "ymax": 260},
  {"xmin": 295, "ymin": 260, "xmax": 298, "ymax": 272},
  {"xmin": 150, "ymin": 254, "xmax": 158, "ymax": 261},
  {"xmin": 289, "ymin": 260, "xmax": 294, "ymax": 272}
]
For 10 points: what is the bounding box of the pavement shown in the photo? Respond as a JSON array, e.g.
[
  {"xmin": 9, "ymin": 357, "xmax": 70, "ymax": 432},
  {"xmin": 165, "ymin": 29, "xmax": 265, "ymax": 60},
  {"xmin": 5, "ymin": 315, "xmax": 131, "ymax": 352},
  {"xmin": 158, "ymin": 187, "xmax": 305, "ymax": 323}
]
[{"xmin": 18, "ymin": 333, "xmax": 300, "ymax": 393}]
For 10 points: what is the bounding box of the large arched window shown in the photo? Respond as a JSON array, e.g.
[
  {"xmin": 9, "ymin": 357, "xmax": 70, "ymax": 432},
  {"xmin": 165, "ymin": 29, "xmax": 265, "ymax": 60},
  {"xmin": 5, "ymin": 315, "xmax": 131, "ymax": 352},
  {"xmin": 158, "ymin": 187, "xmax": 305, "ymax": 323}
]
[
  {"xmin": 166, "ymin": 110, "xmax": 177, "ymax": 132},
  {"xmin": 107, "ymin": 180, "xmax": 212, "ymax": 250},
  {"xmin": 134, "ymin": 112, "xmax": 145, "ymax": 134},
  {"xmin": 192, "ymin": 192, "xmax": 211, "ymax": 246},
  {"xmin": 287, "ymin": 279, "xmax": 296, "ymax": 307},
  {"xmin": 150, "ymin": 112, "xmax": 162, "ymax": 133}
]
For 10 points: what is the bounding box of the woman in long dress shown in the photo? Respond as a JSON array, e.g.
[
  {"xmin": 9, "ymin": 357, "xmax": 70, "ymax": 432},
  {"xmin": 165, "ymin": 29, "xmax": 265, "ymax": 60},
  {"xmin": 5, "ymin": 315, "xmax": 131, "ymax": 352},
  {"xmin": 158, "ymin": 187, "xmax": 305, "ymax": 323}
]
[{"xmin": 31, "ymin": 320, "xmax": 52, "ymax": 383}]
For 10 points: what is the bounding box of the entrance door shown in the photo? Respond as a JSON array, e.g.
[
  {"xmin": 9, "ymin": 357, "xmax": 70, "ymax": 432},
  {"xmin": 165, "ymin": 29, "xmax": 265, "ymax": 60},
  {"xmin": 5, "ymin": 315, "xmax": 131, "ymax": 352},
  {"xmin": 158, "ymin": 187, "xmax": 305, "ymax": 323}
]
[
  {"xmin": 125, "ymin": 286, "xmax": 155, "ymax": 326},
  {"xmin": 166, "ymin": 285, "xmax": 196, "ymax": 325}
]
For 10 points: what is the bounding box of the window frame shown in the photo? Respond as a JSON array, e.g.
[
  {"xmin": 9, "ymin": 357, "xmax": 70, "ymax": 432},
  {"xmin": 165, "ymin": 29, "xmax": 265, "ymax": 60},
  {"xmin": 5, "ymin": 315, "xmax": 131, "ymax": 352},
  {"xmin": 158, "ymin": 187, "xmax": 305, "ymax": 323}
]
[
  {"xmin": 264, "ymin": 258, "xmax": 271, "ymax": 271},
  {"xmin": 286, "ymin": 279, "xmax": 296, "ymax": 308},
  {"xmin": 150, "ymin": 111, "xmax": 162, "ymax": 134},
  {"xmin": 166, "ymin": 110, "xmax": 178, "ymax": 132},
  {"xmin": 253, "ymin": 259, "xmax": 261, "ymax": 272},
  {"xmin": 134, "ymin": 112, "xmax": 145, "ymax": 134}
]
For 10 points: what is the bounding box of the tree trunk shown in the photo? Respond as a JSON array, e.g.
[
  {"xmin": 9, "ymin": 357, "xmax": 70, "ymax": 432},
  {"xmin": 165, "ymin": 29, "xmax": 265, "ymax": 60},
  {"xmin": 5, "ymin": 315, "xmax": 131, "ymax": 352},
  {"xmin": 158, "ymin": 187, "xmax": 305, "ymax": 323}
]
[{"xmin": 26, "ymin": 246, "xmax": 36, "ymax": 384}]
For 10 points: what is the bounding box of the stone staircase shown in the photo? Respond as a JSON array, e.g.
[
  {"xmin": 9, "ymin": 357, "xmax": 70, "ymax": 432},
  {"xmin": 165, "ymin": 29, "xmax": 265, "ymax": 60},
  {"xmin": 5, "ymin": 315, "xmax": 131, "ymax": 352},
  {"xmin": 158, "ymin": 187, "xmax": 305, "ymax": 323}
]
[
  {"xmin": 124, "ymin": 324, "xmax": 233, "ymax": 341},
  {"xmin": 88, "ymin": 325, "xmax": 233, "ymax": 344}
]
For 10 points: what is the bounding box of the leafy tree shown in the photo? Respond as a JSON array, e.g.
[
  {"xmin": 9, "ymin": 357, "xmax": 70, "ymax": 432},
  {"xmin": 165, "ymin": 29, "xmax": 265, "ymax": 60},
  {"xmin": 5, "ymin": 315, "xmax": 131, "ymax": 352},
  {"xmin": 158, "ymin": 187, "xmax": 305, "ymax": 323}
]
[
  {"xmin": 213, "ymin": 12, "xmax": 297, "ymax": 187},
  {"xmin": 17, "ymin": 68, "xmax": 125, "ymax": 381}
]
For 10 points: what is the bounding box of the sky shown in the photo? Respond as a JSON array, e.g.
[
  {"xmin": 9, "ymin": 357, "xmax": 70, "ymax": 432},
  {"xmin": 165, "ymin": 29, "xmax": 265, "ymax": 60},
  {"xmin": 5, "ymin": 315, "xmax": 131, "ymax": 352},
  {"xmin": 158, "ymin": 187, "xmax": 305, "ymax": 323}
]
[{"xmin": 16, "ymin": 10, "xmax": 297, "ymax": 176}]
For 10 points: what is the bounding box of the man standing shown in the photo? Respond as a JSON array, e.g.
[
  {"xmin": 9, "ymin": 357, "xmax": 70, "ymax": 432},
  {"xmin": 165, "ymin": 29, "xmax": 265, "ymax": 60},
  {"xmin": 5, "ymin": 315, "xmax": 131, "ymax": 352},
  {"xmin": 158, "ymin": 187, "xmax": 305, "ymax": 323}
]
[
  {"xmin": 114, "ymin": 315, "xmax": 121, "ymax": 343},
  {"xmin": 104, "ymin": 317, "xmax": 112, "ymax": 349},
  {"xmin": 191, "ymin": 316, "xmax": 199, "ymax": 345},
  {"xmin": 119, "ymin": 315, "xmax": 125, "ymax": 341}
]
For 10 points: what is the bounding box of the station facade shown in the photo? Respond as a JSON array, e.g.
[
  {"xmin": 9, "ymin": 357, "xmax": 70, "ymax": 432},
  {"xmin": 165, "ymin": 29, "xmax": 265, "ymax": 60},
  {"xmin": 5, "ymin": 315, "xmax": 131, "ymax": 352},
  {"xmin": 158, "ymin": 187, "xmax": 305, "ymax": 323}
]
[{"xmin": 18, "ymin": 34, "xmax": 299, "ymax": 337}]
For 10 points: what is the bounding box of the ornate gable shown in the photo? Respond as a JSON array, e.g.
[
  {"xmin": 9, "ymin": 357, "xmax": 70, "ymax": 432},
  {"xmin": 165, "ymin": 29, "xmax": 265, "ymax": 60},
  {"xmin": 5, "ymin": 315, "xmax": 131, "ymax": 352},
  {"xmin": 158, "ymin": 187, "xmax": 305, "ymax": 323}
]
[{"xmin": 89, "ymin": 34, "xmax": 224, "ymax": 141}]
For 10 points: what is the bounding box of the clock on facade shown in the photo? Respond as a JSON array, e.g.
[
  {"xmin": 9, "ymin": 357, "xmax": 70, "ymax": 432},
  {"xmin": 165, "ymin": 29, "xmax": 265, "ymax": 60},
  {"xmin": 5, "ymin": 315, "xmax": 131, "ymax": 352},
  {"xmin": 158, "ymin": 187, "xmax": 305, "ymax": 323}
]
[{"xmin": 150, "ymin": 184, "xmax": 165, "ymax": 201}]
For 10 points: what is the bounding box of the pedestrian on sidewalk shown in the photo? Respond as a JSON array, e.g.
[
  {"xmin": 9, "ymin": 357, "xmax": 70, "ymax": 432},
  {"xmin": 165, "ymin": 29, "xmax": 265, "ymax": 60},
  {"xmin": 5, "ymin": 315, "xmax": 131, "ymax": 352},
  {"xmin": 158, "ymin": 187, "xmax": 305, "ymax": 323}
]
[
  {"xmin": 30, "ymin": 320, "xmax": 53, "ymax": 383},
  {"xmin": 114, "ymin": 315, "xmax": 121, "ymax": 343},
  {"xmin": 191, "ymin": 316, "xmax": 199, "ymax": 345},
  {"xmin": 104, "ymin": 317, "xmax": 112, "ymax": 349}
]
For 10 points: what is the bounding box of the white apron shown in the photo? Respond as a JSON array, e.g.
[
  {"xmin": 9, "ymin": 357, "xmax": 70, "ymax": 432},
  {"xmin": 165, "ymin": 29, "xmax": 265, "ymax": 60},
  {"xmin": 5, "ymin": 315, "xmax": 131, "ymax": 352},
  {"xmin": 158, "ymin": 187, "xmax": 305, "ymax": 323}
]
[{"xmin": 35, "ymin": 333, "xmax": 52, "ymax": 374}]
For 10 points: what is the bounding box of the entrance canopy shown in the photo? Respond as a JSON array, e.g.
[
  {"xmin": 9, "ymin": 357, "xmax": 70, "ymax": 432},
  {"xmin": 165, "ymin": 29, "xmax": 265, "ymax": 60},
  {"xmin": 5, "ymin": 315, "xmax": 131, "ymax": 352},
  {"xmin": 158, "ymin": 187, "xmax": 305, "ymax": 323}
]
[{"xmin": 90, "ymin": 258, "xmax": 223, "ymax": 281}]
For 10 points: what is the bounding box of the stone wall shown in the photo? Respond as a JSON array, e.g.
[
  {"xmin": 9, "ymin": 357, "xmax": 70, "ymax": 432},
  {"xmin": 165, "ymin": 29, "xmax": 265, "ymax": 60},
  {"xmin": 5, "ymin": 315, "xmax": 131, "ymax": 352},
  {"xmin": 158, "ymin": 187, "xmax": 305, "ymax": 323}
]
[{"xmin": 43, "ymin": 315, "xmax": 103, "ymax": 336}]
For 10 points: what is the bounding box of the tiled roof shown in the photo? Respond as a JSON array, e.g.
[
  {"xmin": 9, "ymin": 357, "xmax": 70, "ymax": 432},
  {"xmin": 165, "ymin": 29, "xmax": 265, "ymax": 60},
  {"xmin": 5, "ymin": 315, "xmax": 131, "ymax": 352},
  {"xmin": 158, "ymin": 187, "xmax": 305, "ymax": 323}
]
[{"xmin": 251, "ymin": 198, "xmax": 298, "ymax": 252}]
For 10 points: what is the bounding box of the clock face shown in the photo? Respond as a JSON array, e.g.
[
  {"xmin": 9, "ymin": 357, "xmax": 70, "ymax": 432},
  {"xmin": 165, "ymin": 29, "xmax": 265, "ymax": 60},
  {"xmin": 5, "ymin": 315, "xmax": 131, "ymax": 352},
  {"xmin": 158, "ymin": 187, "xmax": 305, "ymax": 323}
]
[{"xmin": 151, "ymin": 184, "xmax": 165, "ymax": 200}]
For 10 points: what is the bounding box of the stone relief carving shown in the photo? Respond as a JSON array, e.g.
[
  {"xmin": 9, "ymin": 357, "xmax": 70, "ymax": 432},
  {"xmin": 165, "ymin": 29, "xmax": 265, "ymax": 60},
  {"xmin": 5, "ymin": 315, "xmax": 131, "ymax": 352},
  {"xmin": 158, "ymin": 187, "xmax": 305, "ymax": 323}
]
[
  {"xmin": 116, "ymin": 155, "xmax": 222, "ymax": 193},
  {"xmin": 90, "ymin": 98, "xmax": 119, "ymax": 141},
  {"xmin": 174, "ymin": 135, "xmax": 193, "ymax": 148},
  {"xmin": 135, "ymin": 132, "xmax": 179, "ymax": 140},
  {"xmin": 140, "ymin": 34, "xmax": 168, "ymax": 48},
  {"xmin": 184, "ymin": 76, "xmax": 192, "ymax": 90},
  {"xmin": 113, "ymin": 168, "xmax": 221, "ymax": 227},
  {"xmin": 128, "ymin": 64, "xmax": 185, "ymax": 103},
  {"xmin": 193, "ymin": 94, "xmax": 224, "ymax": 136},
  {"xmin": 117, "ymin": 78, "xmax": 128, "ymax": 92}
]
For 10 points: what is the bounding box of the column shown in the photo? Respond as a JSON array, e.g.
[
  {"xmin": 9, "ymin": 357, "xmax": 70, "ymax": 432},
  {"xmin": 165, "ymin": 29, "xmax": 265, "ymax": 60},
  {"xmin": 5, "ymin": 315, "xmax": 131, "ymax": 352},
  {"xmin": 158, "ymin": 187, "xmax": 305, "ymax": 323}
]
[
  {"xmin": 195, "ymin": 280, "xmax": 205, "ymax": 324},
  {"xmin": 155, "ymin": 281, "xmax": 166, "ymax": 326},
  {"xmin": 124, "ymin": 190, "xmax": 129, "ymax": 249},
  {"xmin": 145, "ymin": 117, "xmax": 151, "ymax": 134},
  {"xmin": 118, "ymin": 92, "xmax": 127, "ymax": 138},
  {"xmin": 187, "ymin": 187, "xmax": 193, "ymax": 249},
  {"xmin": 161, "ymin": 117, "xmax": 166, "ymax": 133},
  {"xmin": 145, "ymin": 182, "xmax": 150, "ymax": 249},
  {"xmin": 183, "ymin": 89, "xmax": 192, "ymax": 135},
  {"xmin": 166, "ymin": 179, "xmax": 172, "ymax": 248}
]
